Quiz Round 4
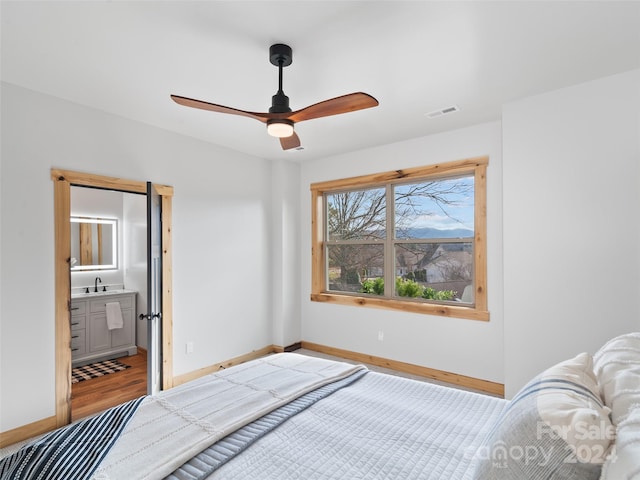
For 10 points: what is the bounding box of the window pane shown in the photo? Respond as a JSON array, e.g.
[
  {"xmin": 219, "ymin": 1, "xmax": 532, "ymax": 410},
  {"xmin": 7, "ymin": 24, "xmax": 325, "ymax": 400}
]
[
  {"xmin": 394, "ymin": 176, "xmax": 474, "ymax": 240},
  {"xmin": 394, "ymin": 242, "xmax": 473, "ymax": 303},
  {"xmin": 327, "ymin": 244, "xmax": 384, "ymax": 294},
  {"xmin": 327, "ymin": 188, "xmax": 386, "ymax": 241}
]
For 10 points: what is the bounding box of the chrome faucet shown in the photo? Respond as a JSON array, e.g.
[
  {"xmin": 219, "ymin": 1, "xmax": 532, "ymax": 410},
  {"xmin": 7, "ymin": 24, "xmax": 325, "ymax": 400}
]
[{"xmin": 94, "ymin": 277, "xmax": 102, "ymax": 292}]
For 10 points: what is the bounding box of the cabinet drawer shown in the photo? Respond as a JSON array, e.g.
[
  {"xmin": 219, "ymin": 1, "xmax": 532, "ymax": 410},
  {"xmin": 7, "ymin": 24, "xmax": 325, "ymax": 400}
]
[
  {"xmin": 70, "ymin": 301, "xmax": 86, "ymax": 316},
  {"xmin": 90, "ymin": 295, "xmax": 133, "ymax": 313},
  {"xmin": 70, "ymin": 315, "xmax": 86, "ymax": 330},
  {"xmin": 71, "ymin": 330, "xmax": 86, "ymax": 357}
]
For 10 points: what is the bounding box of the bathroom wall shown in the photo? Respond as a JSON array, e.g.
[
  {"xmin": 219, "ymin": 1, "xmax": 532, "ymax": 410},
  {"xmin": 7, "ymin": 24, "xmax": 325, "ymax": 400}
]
[{"xmin": 122, "ymin": 192, "xmax": 148, "ymax": 349}]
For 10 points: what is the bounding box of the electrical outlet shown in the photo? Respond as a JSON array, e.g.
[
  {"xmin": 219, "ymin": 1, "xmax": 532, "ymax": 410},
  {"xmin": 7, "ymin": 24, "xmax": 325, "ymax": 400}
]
[
  {"xmin": 378, "ymin": 331, "xmax": 384, "ymax": 341},
  {"xmin": 186, "ymin": 341, "xmax": 194, "ymax": 354}
]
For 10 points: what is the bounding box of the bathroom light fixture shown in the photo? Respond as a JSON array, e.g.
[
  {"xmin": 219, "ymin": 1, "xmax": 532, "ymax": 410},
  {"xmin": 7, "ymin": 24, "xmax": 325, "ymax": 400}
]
[{"xmin": 266, "ymin": 119, "xmax": 294, "ymax": 138}]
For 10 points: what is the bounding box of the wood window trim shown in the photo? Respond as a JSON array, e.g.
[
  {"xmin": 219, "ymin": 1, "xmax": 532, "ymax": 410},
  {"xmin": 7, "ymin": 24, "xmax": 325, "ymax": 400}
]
[{"xmin": 310, "ymin": 156, "xmax": 489, "ymax": 321}]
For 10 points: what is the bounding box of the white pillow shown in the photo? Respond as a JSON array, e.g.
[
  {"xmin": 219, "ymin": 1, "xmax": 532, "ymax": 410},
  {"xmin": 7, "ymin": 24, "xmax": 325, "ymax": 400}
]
[
  {"xmin": 599, "ymin": 405, "xmax": 640, "ymax": 480},
  {"xmin": 593, "ymin": 332, "xmax": 640, "ymax": 425},
  {"xmin": 474, "ymin": 352, "xmax": 613, "ymax": 479}
]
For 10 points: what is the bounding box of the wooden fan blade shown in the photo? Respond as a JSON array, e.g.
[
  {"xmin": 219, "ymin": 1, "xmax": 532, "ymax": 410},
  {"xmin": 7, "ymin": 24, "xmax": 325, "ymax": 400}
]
[
  {"xmin": 280, "ymin": 131, "xmax": 301, "ymax": 150},
  {"xmin": 170, "ymin": 95, "xmax": 271, "ymax": 122},
  {"xmin": 289, "ymin": 92, "xmax": 378, "ymax": 123}
]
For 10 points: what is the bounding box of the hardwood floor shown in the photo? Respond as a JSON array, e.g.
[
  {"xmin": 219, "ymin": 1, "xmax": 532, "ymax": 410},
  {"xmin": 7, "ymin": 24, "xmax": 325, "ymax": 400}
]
[{"xmin": 71, "ymin": 351, "xmax": 147, "ymax": 422}]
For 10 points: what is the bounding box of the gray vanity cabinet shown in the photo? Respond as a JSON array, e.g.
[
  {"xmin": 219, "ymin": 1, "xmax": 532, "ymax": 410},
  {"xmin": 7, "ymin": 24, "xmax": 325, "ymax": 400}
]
[
  {"xmin": 71, "ymin": 291, "xmax": 137, "ymax": 366},
  {"xmin": 70, "ymin": 302, "xmax": 87, "ymax": 358}
]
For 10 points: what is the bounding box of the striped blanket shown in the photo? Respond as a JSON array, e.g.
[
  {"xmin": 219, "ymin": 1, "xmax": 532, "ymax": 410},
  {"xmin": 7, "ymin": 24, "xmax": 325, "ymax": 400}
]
[{"xmin": 0, "ymin": 397, "xmax": 144, "ymax": 480}]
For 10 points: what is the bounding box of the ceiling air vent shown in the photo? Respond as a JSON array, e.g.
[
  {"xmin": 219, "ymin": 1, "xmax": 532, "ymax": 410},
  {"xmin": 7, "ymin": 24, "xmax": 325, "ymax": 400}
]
[{"xmin": 425, "ymin": 105, "xmax": 460, "ymax": 119}]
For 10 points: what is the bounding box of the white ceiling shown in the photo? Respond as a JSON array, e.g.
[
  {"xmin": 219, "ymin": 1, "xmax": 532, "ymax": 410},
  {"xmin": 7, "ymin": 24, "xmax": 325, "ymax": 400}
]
[{"xmin": 2, "ymin": 1, "xmax": 639, "ymax": 161}]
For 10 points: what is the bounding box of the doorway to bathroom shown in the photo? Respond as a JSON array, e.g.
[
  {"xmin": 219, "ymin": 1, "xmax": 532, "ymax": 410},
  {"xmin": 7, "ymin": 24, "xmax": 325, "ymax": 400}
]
[
  {"xmin": 51, "ymin": 169, "xmax": 174, "ymax": 428},
  {"xmin": 68, "ymin": 185, "xmax": 147, "ymax": 421}
]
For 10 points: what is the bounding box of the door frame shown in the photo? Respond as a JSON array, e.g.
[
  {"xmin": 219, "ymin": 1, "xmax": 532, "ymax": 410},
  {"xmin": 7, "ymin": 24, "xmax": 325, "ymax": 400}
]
[{"xmin": 51, "ymin": 169, "xmax": 174, "ymax": 427}]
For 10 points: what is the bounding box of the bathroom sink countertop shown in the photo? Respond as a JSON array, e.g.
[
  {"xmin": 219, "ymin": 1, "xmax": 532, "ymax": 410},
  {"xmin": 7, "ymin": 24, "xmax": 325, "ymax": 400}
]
[{"xmin": 71, "ymin": 289, "xmax": 136, "ymax": 299}]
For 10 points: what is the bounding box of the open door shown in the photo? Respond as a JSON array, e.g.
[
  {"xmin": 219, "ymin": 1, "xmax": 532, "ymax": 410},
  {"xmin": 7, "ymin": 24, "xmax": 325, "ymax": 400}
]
[{"xmin": 142, "ymin": 181, "xmax": 163, "ymax": 395}]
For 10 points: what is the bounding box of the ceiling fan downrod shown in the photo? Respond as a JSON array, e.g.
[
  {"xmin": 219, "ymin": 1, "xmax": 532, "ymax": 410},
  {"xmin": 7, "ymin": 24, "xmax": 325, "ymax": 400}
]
[{"xmin": 269, "ymin": 44, "xmax": 292, "ymax": 114}]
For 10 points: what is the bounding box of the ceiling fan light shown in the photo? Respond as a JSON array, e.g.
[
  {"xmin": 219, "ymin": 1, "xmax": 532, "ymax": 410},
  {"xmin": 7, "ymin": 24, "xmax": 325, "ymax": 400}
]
[{"xmin": 267, "ymin": 120, "xmax": 294, "ymax": 138}]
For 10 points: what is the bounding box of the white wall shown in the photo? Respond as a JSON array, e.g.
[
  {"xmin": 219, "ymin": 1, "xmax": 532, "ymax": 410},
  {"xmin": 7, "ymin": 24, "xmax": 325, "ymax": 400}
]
[
  {"xmin": 300, "ymin": 122, "xmax": 505, "ymax": 384},
  {"xmin": 271, "ymin": 160, "xmax": 302, "ymax": 348},
  {"xmin": 0, "ymin": 82, "xmax": 276, "ymax": 431},
  {"xmin": 502, "ymin": 69, "xmax": 640, "ymax": 397}
]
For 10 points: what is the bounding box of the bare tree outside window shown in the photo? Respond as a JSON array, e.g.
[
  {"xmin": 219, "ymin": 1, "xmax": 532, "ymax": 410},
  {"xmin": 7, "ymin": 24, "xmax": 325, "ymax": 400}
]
[{"xmin": 327, "ymin": 187, "xmax": 385, "ymax": 291}]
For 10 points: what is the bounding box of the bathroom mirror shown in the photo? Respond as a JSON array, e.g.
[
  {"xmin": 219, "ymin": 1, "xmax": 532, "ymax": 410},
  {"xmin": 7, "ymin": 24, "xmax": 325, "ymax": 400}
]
[{"xmin": 70, "ymin": 217, "xmax": 118, "ymax": 271}]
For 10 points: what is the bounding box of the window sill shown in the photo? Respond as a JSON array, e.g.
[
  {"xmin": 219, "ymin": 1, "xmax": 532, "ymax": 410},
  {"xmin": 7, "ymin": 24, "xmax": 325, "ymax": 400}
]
[{"xmin": 310, "ymin": 292, "xmax": 490, "ymax": 321}]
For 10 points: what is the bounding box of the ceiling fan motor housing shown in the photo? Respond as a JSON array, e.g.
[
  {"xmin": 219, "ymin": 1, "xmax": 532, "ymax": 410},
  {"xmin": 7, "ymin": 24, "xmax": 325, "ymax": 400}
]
[{"xmin": 270, "ymin": 92, "xmax": 291, "ymax": 113}]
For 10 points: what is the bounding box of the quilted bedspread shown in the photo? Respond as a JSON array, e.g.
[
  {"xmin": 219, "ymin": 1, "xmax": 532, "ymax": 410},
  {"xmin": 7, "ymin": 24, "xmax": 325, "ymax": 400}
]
[{"xmin": 201, "ymin": 370, "xmax": 507, "ymax": 480}]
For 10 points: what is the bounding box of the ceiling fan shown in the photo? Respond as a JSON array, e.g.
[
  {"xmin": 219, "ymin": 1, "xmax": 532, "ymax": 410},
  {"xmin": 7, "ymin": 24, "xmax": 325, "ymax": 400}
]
[{"xmin": 171, "ymin": 44, "xmax": 379, "ymax": 151}]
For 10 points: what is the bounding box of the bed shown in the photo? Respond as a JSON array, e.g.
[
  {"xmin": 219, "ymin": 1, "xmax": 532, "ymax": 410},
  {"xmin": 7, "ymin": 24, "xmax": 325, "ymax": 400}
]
[{"xmin": 1, "ymin": 332, "xmax": 639, "ymax": 480}]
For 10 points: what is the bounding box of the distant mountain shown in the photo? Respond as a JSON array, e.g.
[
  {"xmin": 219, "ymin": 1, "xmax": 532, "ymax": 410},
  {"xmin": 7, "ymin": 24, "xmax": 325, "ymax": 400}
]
[{"xmin": 399, "ymin": 227, "xmax": 474, "ymax": 239}]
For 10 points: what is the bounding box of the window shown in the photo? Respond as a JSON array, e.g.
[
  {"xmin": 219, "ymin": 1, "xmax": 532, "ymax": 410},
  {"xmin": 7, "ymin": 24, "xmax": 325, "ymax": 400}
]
[{"xmin": 311, "ymin": 156, "xmax": 488, "ymax": 321}]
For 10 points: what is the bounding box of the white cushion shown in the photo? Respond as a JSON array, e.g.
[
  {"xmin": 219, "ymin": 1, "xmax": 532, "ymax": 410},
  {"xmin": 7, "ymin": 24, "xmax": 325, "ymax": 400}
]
[
  {"xmin": 474, "ymin": 352, "xmax": 613, "ymax": 479},
  {"xmin": 593, "ymin": 332, "xmax": 640, "ymax": 425},
  {"xmin": 535, "ymin": 352, "xmax": 613, "ymax": 457},
  {"xmin": 599, "ymin": 405, "xmax": 640, "ymax": 480}
]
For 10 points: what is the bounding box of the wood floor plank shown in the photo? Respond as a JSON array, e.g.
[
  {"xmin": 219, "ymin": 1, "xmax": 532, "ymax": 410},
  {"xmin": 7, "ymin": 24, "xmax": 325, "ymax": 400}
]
[{"xmin": 71, "ymin": 351, "xmax": 147, "ymax": 421}]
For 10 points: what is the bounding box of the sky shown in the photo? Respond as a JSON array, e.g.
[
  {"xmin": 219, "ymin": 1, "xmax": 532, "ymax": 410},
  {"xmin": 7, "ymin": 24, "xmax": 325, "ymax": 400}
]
[{"xmin": 395, "ymin": 176, "xmax": 474, "ymax": 232}]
